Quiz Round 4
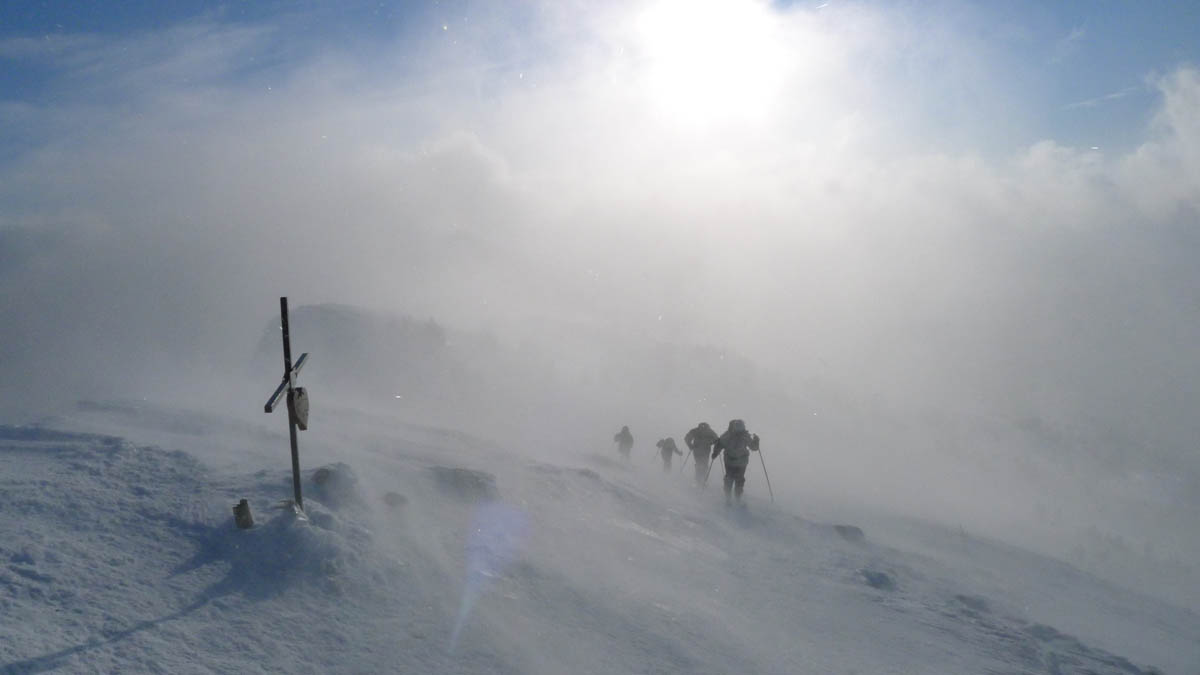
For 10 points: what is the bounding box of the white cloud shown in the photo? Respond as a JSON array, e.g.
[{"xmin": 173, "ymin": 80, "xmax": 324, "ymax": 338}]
[
  {"xmin": 1050, "ymin": 24, "xmax": 1086, "ymax": 64},
  {"xmin": 1063, "ymin": 85, "xmax": 1141, "ymax": 110}
]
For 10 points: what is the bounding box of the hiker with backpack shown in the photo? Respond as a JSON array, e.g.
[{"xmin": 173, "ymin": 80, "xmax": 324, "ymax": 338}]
[
  {"xmin": 711, "ymin": 419, "xmax": 759, "ymax": 506},
  {"xmin": 613, "ymin": 425, "xmax": 634, "ymax": 461},
  {"xmin": 655, "ymin": 437, "xmax": 683, "ymax": 471},
  {"xmin": 684, "ymin": 422, "xmax": 719, "ymax": 485}
]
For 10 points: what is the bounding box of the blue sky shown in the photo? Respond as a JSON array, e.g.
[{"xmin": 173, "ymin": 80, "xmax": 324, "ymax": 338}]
[
  {"xmin": 1, "ymin": 1, "xmax": 1197, "ymax": 153},
  {"xmin": 949, "ymin": 0, "xmax": 1200, "ymax": 150}
]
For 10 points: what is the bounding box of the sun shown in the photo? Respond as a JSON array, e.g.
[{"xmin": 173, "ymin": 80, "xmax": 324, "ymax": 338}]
[{"xmin": 634, "ymin": 0, "xmax": 790, "ymax": 128}]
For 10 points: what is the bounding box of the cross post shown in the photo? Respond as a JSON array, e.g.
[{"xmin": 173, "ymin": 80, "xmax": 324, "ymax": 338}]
[{"xmin": 264, "ymin": 296, "xmax": 309, "ymax": 510}]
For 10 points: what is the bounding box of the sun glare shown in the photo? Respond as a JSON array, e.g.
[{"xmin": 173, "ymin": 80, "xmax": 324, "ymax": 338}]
[{"xmin": 634, "ymin": 0, "xmax": 790, "ymax": 128}]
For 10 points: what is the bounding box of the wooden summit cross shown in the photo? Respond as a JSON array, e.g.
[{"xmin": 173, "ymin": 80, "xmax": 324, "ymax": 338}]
[{"xmin": 264, "ymin": 296, "xmax": 310, "ymax": 510}]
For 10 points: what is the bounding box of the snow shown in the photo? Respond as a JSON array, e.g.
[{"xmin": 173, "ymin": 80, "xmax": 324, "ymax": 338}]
[{"xmin": 0, "ymin": 408, "xmax": 1196, "ymax": 674}]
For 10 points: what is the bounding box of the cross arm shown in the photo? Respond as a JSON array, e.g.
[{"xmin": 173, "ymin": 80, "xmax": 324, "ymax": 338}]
[{"xmin": 264, "ymin": 352, "xmax": 308, "ymax": 413}]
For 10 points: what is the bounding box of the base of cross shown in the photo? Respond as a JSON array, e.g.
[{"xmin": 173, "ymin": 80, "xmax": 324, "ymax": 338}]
[{"xmin": 276, "ymin": 499, "xmax": 308, "ymax": 521}]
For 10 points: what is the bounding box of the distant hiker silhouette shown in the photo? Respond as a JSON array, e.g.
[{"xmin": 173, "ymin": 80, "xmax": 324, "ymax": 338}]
[
  {"xmin": 613, "ymin": 426, "xmax": 633, "ymax": 461},
  {"xmin": 655, "ymin": 437, "xmax": 682, "ymax": 471}
]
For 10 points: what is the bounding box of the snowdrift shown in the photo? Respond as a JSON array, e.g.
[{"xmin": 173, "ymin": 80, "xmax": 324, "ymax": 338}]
[{"xmin": 0, "ymin": 417, "xmax": 1195, "ymax": 674}]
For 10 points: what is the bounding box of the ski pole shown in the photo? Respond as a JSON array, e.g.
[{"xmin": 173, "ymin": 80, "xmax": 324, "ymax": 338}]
[
  {"xmin": 679, "ymin": 448, "xmax": 691, "ymax": 473},
  {"xmin": 757, "ymin": 446, "xmax": 774, "ymax": 502},
  {"xmin": 703, "ymin": 451, "xmax": 717, "ymax": 486}
]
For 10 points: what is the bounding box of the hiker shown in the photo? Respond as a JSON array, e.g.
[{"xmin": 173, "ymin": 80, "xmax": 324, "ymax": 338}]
[
  {"xmin": 613, "ymin": 426, "xmax": 634, "ymax": 461},
  {"xmin": 655, "ymin": 437, "xmax": 682, "ymax": 471},
  {"xmin": 711, "ymin": 419, "xmax": 759, "ymax": 506},
  {"xmin": 684, "ymin": 422, "xmax": 719, "ymax": 485}
]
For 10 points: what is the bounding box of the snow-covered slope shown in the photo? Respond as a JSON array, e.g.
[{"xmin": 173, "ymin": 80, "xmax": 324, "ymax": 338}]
[{"xmin": 1, "ymin": 408, "xmax": 1196, "ymax": 674}]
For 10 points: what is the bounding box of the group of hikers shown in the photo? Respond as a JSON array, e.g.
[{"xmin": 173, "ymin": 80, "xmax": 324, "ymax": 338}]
[{"xmin": 612, "ymin": 420, "xmax": 762, "ymax": 506}]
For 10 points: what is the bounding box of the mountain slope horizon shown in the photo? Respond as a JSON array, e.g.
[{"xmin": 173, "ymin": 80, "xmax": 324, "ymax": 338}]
[{"xmin": 1, "ymin": 405, "xmax": 1195, "ymax": 674}]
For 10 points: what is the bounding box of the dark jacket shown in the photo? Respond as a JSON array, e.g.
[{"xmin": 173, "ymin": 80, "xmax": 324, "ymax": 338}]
[
  {"xmin": 614, "ymin": 428, "xmax": 633, "ymax": 449},
  {"xmin": 656, "ymin": 437, "xmax": 682, "ymax": 457},
  {"xmin": 713, "ymin": 421, "xmax": 759, "ymax": 469},
  {"xmin": 684, "ymin": 424, "xmax": 719, "ymax": 454}
]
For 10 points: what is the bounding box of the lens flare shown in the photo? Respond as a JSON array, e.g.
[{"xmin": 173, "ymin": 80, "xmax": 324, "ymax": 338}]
[{"xmin": 449, "ymin": 501, "xmax": 530, "ymax": 652}]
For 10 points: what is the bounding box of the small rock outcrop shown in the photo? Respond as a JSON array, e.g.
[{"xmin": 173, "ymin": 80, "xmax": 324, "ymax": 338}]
[
  {"xmin": 428, "ymin": 466, "xmax": 498, "ymax": 502},
  {"xmin": 309, "ymin": 463, "xmax": 362, "ymax": 508},
  {"xmin": 860, "ymin": 569, "xmax": 894, "ymax": 591},
  {"xmin": 833, "ymin": 524, "xmax": 865, "ymax": 542}
]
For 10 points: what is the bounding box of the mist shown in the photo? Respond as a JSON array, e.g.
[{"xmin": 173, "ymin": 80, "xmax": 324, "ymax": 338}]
[{"xmin": 2, "ymin": 0, "xmax": 1198, "ymax": 603}]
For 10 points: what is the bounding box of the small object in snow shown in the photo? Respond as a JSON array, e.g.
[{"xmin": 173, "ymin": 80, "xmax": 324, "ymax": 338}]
[
  {"xmin": 955, "ymin": 594, "xmax": 990, "ymax": 614},
  {"xmin": 383, "ymin": 491, "xmax": 408, "ymax": 509},
  {"xmin": 233, "ymin": 499, "xmax": 254, "ymax": 529},
  {"xmin": 861, "ymin": 569, "xmax": 894, "ymax": 591},
  {"xmin": 429, "ymin": 466, "xmax": 498, "ymax": 502},
  {"xmin": 310, "ymin": 463, "xmax": 362, "ymax": 507},
  {"xmin": 834, "ymin": 524, "xmax": 865, "ymax": 542}
]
